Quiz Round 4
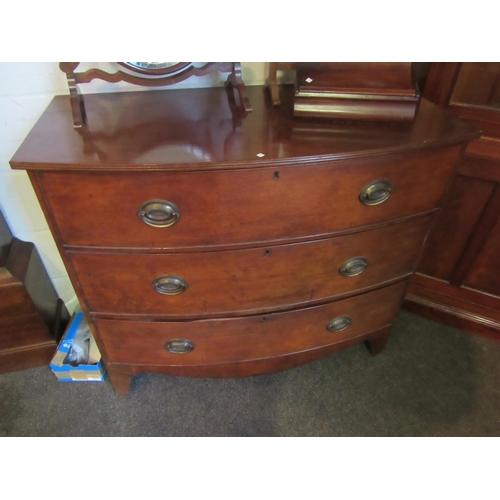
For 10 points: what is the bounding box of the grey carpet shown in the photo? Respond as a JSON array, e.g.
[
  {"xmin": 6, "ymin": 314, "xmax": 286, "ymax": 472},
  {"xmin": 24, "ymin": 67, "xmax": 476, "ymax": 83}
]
[{"xmin": 1, "ymin": 310, "xmax": 499, "ymax": 437}]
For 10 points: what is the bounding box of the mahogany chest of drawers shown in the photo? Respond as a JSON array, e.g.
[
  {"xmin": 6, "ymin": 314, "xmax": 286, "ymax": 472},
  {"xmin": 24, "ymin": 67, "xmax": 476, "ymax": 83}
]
[{"xmin": 10, "ymin": 85, "xmax": 479, "ymax": 394}]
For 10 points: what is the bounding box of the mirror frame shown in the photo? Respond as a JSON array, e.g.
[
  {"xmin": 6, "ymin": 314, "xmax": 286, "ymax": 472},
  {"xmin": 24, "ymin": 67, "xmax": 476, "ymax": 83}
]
[{"xmin": 59, "ymin": 62, "xmax": 252, "ymax": 128}]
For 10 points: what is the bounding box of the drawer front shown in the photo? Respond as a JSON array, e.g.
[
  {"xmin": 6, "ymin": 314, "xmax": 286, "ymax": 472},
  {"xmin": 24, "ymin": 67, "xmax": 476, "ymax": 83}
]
[
  {"xmin": 70, "ymin": 216, "xmax": 430, "ymax": 317},
  {"xmin": 38, "ymin": 146, "xmax": 460, "ymax": 249},
  {"xmin": 95, "ymin": 281, "xmax": 407, "ymax": 365}
]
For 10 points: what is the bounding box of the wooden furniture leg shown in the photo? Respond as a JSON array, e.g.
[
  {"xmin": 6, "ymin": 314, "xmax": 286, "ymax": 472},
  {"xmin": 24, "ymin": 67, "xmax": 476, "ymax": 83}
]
[
  {"xmin": 365, "ymin": 326, "xmax": 391, "ymax": 356},
  {"xmin": 106, "ymin": 363, "xmax": 134, "ymax": 396}
]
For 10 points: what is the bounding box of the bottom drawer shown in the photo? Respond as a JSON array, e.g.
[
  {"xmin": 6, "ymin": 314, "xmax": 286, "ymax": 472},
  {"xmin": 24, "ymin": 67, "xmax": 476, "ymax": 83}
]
[{"xmin": 95, "ymin": 281, "xmax": 407, "ymax": 366}]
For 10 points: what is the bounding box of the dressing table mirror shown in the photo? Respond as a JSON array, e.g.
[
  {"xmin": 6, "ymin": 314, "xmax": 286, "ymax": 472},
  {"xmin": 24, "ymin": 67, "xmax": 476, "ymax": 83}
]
[{"xmin": 60, "ymin": 62, "xmax": 252, "ymax": 128}]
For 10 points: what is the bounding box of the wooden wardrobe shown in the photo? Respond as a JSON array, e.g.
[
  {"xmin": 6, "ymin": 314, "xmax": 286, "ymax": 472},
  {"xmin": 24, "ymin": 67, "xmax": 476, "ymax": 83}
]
[{"xmin": 405, "ymin": 62, "xmax": 500, "ymax": 340}]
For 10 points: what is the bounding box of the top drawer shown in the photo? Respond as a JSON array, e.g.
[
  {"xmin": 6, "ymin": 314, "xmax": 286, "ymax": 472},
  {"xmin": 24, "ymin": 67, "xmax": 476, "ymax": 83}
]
[{"xmin": 36, "ymin": 145, "xmax": 461, "ymax": 249}]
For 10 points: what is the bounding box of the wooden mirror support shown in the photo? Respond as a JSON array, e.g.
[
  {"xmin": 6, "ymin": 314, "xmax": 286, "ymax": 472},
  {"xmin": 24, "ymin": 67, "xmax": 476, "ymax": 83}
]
[
  {"xmin": 265, "ymin": 62, "xmax": 297, "ymax": 106},
  {"xmin": 266, "ymin": 62, "xmax": 420, "ymax": 122},
  {"xmin": 60, "ymin": 62, "xmax": 252, "ymax": 128}
]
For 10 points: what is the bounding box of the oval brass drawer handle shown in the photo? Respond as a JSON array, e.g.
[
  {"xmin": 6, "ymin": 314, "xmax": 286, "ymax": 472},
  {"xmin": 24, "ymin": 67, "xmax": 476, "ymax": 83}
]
[
  {"xmin": 152, "ymin": 275, "xmax": 188, "ymax": 295},
  {"xmin": 359, "ymin": 180, "xmax": 392, "ymax": 206},
  {"xmin": 326, "ymin": 316, "xmax": 352, "ymax": 333},
  {"xmin": 339, "ymin": 257, "xmax": 368, "ymax": 277},
  {"xmin": 138, "ymin": 199, "xmax": 179, "ymax": 227},
  {"xmin": 164, "ymin": 339, "xmax": 194, "ymax": 354}
]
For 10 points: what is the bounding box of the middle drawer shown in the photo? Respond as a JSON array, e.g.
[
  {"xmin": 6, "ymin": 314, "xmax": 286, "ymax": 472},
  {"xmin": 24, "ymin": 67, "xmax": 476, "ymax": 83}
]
[{"xmin": 69, "ymin": 215, "xmax": 430, "ymax": 318}]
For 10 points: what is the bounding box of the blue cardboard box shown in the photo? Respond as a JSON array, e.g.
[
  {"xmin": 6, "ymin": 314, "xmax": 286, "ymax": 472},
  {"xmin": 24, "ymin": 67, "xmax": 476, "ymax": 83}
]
[{"xmin": 50, "ymin": 312, "xmax": 106, "ymax": 382}]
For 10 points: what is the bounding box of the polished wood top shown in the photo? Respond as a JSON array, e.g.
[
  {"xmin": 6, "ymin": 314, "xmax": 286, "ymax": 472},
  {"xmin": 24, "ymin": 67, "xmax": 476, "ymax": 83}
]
[{"xmin": 10, "ymin": 85, "xmax": 480, "ymax": 171}]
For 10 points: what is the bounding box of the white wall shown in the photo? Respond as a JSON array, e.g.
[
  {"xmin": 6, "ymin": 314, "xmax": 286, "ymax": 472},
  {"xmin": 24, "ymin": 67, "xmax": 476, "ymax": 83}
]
[{"xmin": 0, "ymin": 62, "xmax": 267, "ymax": 313}]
